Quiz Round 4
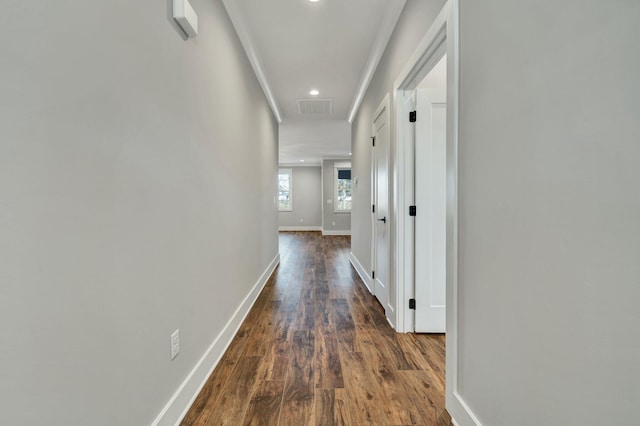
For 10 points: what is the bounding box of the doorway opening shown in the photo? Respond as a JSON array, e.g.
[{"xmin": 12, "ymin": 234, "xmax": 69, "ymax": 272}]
[
  {"xmin": 393, "ymin": 5, "xmax": 451, "ymax": 335},
  {"xmin": 390, "ymin": 1, "xmax": 473, "ymax": 423}
]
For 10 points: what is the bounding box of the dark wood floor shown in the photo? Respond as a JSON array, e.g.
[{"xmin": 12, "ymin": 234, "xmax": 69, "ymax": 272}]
[{"xmin": 182, "ymin": 231, "xmax": 451, "ymax": 425}]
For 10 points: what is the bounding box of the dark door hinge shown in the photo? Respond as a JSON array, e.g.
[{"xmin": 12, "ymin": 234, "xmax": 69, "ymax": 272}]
[
  {"xmin": 409, "ymin": 205, "xmax": 416, "ymax": 216},
  {"xmin": 409, "ymin": 111, "xmax": 417, "ymax": 122},
  {"xmin": 372, "ymin": 271, "xmax": 375, "ymax": 279},
  {"xmin": 372, "ymin": 204, "xmax": 376, "ymax": 213},
  {"xmin": 409, "ymin": 299, "xmax": 416, "ymax": 309},
  {"xmin": 371, "ymin": 136, "xmax": 376, "ymax": 147}
]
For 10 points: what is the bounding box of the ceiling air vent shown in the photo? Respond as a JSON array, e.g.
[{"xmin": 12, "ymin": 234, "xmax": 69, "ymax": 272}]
[{"xmin": 297, "ymin": 99, "xmax": 333, "ymax": 115}]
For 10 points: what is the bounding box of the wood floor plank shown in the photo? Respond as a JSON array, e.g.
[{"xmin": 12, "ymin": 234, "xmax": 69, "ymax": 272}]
[
  {"xmin": 280, "ymin": 330, "xmax": 315, "ymax": 425},
  {"xmin": 346, "ymin": 292, "xmax": 374, "ymax": 325},
  {"xmin": 374, "ymin": 364, "xmax": 426, "ymax": 425},
  {"xmin": 331, "ymin": 299, "xmax": 355, "ymax": 353},
  {"xmin": 376, "ymin": 324, "xmax": 425, "ymax": 371},
  {"xmin": 202, "ymin": 356, "xmax": 262, "ymax": 425},
  {"xmin": 407, "ymin": 334, "xmax": 447, "ymax": 389},
  {"xmin": 181, "ymin": 232, "xmax": 451, "ymax": 426},
  {"xmin": 181, "ymin": 332, "xmax": 252, "ymax": 425},
  {"xmin": 331, "ymin": 299, "xmax": 354, "ymax": 331},
  {"xmin": 243, "ymin": 301, "xmax": 283, "ymax": 356},
  {"xmin": 328, "ymin": 281, "xmax": 352, "ymax": 299},
  {"xmin": 352, "ymin": 323, "xmax": 422, "ymax": 423},
  {"xmin": 353, "ymin": 324, "xmax": 393, "ymax": 367},
  {"xmin": 314, "ymin": 296, "xmax": 332, "ymax": 336},
  {"xmin": 241, "ymin": 380, "xmax": 285, "ymax": 426},
  {"xmin": 397, "ymin": 370, "xmax": 450, "ymax": 425},
  {"xmin": 395, "ymin": 333, "xmax": 431, "ymax": 371},
  {"xmin": 314, "ymin": 389, "xmax": 351, "ymax": 426},
  {"xmin": 257, "ymin": 339, "xmax": 290, "ymax": 381},
  {"xmin": 314, "ymin": 332, "xmax": 344, "ymax": 389},
  {"xmin": 340, "ymin": 351, "xmax": 387, "ymax": 425},
  {"xmin": 296, "ymin": 301, "xmax": 316, "ymax": 331}
]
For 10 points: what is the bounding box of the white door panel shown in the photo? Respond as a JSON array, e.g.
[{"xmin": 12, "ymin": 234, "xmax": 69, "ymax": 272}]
[
  {"xmin": 372, "ymin": 102, "xmax": 390, "ymax": 314},
  {"xmin": 415, "ymin": 89, "xmax": 446, "ymax": 333}
]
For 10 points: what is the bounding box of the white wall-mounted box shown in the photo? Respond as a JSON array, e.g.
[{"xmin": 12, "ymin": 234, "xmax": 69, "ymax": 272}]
[{"xmin": 173, "ymin": 0, "xmax": 198, "ymax": 38}]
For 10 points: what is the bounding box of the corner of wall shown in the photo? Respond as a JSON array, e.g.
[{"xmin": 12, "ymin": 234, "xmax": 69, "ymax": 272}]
[{"xmin": 349, "ymin": 252, "xmax": 373, "ymax": 294}]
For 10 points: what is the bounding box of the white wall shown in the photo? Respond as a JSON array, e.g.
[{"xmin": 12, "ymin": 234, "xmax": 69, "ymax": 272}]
[
  {"xmin": 322, "ymin": 160, "xmax": 352, "ymax": 234},
  {"xmin": 279, "ymin": 166, "xmax": 322, "ymax": 228},
  {"xmin": 351, "ymin": 0, "xmax": 446, "ymax": 306},
  {"xmin": 0, "ymin": 1, "xmax": 278, "ymax": 425},
  {"xmin": 456, "ymin": 0, "xmax": 640, "ymax": 424}
]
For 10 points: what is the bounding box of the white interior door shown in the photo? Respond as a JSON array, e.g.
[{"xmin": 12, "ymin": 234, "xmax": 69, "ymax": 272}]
[
  {"xmin": 414, "ymin": 88, "xmax": 447, "ymax": 332},
  {"xmin": 372, "ymin": 102, "xmax": 390, "ymax": 312}
]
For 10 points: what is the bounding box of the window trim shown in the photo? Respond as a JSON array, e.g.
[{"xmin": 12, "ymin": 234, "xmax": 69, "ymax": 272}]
[
  {"xmin": 333, "ymin": 162, "xmax": 352, "ymax": 213},
  {"xmin": 278, "ymin": 168, "xmax": 293, "ymax": 212}
]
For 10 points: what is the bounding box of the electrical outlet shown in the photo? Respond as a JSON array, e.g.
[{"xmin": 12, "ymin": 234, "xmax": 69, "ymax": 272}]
[
  {"xmin": 170, "ymin": 329, "xmax": 180, "ymax": 360},
  {"xmin": 300, "ymin": 218, "xmax": 304, "ymax": 223}
]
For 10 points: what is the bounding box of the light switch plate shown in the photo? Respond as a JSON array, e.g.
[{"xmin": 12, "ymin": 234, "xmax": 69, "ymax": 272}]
[{"xmin": 170, "ymin": 329, "xmax": 180, "ymax": 360}]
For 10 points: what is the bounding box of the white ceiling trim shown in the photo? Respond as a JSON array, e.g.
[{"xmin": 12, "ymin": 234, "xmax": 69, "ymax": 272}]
[
  {"xmin": 346, "ymin": 0, "xmax": 407, "ymax": 124},
  {"xmin": 222, "ymin": 0, "xmax": 283, "ymax": 123}
]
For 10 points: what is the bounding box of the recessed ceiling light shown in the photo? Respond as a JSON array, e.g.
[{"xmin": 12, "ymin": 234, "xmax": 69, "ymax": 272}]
[
  {"xmin": 349, "ymin": 152, "xmax": 352, "ymax": 155},
  {"xmin": 300, "ymin": 159, "xmax": 305, "ymax": 162},
  {"xmin": 309, "ymin": 0, "xmax": 320, "ymax": 2},
  {"xmin": 309, "ymin": 89, "xmax": 319, "ymax": 96}
]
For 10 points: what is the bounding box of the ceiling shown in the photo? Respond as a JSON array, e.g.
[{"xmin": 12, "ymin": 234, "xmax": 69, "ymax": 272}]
[{"xmin": 222, "ymin": 0, "xmax": 407, "ymax": 165}]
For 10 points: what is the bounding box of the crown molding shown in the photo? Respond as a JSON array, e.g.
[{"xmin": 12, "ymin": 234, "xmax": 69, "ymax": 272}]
[
  {"xmin": 347, "ymin": 0, "xmax": 407, "ymax": 123},
  {"xmin": 222, "ymin": 0, "xmax": 283, "ymax": 123}
]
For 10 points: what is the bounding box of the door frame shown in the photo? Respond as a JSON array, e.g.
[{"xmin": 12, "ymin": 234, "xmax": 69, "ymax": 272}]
[
  {"xmin": 391, "ymin": 1, "xmax": 479, "ymax": 424},
  {"xmin": 393, "ymin": 0, "xmax": 450, "ymax": 333}
]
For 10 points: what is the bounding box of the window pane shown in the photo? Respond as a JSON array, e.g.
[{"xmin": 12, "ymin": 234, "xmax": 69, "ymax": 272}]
[
  {"xmin": 278, "ymin": 170, "xmax": 292, "ymax": 211},
  {"xmin": 336, "ymin": 168, "xmax": 352, "ymax": 211},
  {"xmin": 338, "ymin": 169, "xmax": 351, "ymax": 180}
]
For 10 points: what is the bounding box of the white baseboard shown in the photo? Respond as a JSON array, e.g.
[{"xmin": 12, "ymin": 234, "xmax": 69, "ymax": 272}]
[
  {"xmin": 322, "ymin": 229, "xmax": 351, "ymax": 236},
  {"xmin": 279, "ymin": 226, "xmax": 322, "ymax": 231},
  {"xmin": 349, "ymin": 252, "xmax": 372, "ymax": 294},
  {"xmin": 385, "ymin": 302, "xmax": 396, "ymax": 329},
  {"xmin": 447, "ymin": 391, "xmax": 483, "ymax": 426},
  {"xmin": 151, "ymin": 253, "xmax": 280, "ymax": 426}
]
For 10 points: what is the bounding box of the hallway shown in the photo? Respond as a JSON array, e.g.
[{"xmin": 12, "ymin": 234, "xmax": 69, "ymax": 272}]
[{"xmin": 182, "ymin": 232, "xmax": 451, "ymax": 425}]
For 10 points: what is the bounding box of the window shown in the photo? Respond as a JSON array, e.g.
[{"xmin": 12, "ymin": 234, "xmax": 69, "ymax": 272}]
[
  {"xmin": 278, "ymin": 168, "xmax": 293, "ymax": 211},
  {"xmin": 334, "ymin": 165, "xmax": 352, "ymax": 212}
]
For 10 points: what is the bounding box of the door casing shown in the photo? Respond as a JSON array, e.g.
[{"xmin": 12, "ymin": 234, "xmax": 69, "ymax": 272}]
[{"xmin": 390, "ymin": 1, "xmax": 478, "ymax": 424}]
